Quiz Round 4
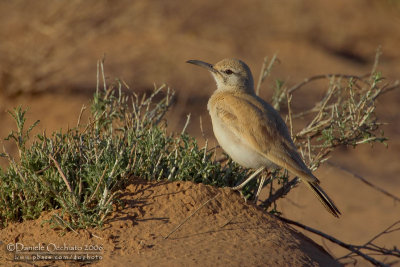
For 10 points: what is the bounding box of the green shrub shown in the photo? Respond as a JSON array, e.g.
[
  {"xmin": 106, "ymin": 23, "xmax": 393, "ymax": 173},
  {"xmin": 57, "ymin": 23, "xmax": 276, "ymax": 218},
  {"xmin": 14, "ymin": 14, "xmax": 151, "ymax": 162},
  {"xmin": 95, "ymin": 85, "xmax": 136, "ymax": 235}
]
[{"xmin": 0, "ymin": 62, "xmax": 247, "ymax": 229}]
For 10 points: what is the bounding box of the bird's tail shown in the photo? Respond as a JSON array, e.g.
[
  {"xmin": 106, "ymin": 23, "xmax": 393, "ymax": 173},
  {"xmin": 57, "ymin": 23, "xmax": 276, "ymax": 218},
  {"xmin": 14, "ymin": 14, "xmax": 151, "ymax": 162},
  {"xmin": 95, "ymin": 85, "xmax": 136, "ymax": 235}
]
[{"xmin": 303, "ymin": 181, "xmax": 341, "ymax": 218}]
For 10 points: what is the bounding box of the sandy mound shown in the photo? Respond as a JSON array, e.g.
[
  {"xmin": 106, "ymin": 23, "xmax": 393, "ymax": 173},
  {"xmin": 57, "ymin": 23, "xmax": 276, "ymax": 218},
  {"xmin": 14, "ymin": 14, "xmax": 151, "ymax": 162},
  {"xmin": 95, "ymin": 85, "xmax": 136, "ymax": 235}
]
[{"xmin": 0, "ymin": 180, "xmax": 339, "ymax": 266}]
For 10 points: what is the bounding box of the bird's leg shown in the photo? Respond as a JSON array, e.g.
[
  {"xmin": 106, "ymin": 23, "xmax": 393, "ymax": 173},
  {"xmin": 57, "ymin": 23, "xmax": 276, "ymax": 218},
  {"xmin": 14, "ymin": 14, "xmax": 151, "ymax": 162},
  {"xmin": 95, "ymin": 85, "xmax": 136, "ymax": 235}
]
[
  {"xmin": 231, "ymin": 166, "xmax": 265, "ymax": 190},
  {"xmin": 253, "ymin": 174, "xmax": 266, "ymax": 203},
  {"xmin": 254, "ymin": 172, "xmax": 273, "ymax": 204}
]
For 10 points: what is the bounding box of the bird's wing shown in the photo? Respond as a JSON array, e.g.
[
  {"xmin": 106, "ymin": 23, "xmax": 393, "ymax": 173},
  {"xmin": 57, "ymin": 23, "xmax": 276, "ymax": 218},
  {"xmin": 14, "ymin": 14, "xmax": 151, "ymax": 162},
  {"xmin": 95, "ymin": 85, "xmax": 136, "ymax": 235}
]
[
  {"xmin": 211, "ymin": 92, "xmax": 340, "ymax": 217},
  {"xmin": 212, "ymin": 92, "xmax": 318, "ymax": 183}
]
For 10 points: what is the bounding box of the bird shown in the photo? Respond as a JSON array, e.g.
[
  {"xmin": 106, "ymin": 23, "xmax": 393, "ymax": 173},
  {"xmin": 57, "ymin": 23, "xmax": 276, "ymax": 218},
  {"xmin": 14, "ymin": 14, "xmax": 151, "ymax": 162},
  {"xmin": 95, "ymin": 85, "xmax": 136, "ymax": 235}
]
[{"xmin": 186, "ymin": 58, "xmax": 341, "ymax": 217}]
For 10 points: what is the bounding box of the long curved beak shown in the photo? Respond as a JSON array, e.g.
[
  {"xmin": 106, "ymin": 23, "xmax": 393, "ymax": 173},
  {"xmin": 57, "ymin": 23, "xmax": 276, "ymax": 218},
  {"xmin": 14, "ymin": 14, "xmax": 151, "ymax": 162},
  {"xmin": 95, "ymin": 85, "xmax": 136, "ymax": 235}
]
[{"xmin": 186, "ymin": 60, "xmax": 218, "ymax": 74}]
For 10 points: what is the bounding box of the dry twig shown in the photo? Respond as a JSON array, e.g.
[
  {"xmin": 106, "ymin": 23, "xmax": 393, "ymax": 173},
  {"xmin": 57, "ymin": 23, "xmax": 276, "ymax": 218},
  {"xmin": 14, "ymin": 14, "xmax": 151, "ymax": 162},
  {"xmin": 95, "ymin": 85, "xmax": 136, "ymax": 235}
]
[
  {"xmin": 164, "ymin": 193, "xmax": 220, "ymax": 239},
  {"xmin": 327, "ymin": 161, "xmax": 400, "ymax": 203},
  {"xmin": 49, "ymin": 153, "xmax": 72, "ymax": 193},
  {"xmin": 276, "ymin": 216, "xmax": 398, "ymax": 267}
]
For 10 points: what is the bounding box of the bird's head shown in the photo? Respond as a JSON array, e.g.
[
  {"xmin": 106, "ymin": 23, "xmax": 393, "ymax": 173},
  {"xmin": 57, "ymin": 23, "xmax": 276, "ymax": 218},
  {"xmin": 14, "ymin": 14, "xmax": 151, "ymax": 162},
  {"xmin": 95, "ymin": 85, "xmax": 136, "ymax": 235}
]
[{"xmin": 187, "ymin": 58, "xmax": 255, "ymax": 94}]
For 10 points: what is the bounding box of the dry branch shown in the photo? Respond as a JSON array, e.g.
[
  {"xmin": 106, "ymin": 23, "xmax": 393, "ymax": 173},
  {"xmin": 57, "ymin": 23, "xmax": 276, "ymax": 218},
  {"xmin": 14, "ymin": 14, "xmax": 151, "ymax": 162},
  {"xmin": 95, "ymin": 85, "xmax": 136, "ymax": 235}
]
[{"xmin": 276, "ymin": 216, "xmax": 398, "ymax": 267}]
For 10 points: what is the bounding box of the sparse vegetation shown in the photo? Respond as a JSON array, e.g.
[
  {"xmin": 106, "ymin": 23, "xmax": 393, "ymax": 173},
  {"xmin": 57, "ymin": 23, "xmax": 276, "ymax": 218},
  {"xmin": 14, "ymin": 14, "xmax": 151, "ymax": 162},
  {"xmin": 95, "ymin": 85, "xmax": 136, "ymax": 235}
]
[
  {"xmin": 0, "ymin": 61, "xmax": 247, "ymax": 229},
  {"xmin": 256, "ymin": 51, "xmax": 399, "ymax": 212}
]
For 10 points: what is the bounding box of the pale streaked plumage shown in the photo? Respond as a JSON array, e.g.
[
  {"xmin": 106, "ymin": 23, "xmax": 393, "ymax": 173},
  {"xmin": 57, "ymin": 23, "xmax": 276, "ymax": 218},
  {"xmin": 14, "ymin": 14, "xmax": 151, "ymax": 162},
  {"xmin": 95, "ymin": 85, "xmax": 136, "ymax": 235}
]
[{"xmin": 187, "ymin": 58, "xmax": 341, "ymax": 217}]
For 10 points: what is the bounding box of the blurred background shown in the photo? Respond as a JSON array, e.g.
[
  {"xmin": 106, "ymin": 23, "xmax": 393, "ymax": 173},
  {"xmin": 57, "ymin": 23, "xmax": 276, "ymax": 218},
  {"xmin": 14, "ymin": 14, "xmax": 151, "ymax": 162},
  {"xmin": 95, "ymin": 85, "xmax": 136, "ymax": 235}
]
[{"xmin": 0, "ymin": 0, "xmax": 399, "ymax": 262}]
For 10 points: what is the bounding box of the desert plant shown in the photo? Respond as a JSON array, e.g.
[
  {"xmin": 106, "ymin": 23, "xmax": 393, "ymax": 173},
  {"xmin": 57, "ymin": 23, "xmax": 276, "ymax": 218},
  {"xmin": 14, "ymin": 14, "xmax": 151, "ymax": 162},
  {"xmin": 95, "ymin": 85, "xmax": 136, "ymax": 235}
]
[
  {"xmin": 250, "ymin": 51, "xmax": 398, "ymax": 214},
  {"xmin": 0, "ymin": 61, "xmax": 248, "ymax": 229}
]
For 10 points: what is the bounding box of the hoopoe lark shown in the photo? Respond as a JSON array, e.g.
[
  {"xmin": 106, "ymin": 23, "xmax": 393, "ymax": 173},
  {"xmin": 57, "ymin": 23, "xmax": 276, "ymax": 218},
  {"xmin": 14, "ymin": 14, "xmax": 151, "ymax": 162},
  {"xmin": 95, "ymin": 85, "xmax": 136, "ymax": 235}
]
[{"xmin": 187, "ymin": 58, "xmax": 341, "ymax": 217}]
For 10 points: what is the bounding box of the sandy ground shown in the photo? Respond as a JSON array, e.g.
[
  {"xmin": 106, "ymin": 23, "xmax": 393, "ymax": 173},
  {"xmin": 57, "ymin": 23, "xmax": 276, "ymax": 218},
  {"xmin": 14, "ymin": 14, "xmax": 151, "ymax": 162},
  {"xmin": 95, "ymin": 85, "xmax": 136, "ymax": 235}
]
[
  {"xmin": 0, "ymin": 180, "xmax": 340, "ymax": 267},
  {"xmin": 0, "ymin": 0, "xmax": 399, "ymax": 266}
]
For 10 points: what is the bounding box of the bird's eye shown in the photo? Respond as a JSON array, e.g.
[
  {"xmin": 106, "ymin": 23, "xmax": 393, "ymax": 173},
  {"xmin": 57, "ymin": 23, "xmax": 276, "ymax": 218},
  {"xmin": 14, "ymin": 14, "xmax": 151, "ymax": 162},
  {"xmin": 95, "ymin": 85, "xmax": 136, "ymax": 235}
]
[{"xmin": 224, "ymin": 69, "xmax": 233, "ymax": 75}]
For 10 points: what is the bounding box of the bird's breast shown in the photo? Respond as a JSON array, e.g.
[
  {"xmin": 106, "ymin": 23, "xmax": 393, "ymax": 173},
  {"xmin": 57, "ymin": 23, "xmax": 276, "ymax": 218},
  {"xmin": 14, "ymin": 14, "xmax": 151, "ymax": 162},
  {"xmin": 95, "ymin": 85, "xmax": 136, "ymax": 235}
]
[{"xmin": 210, "ymin": 110, "xmax": 276, "ymax": 170}]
